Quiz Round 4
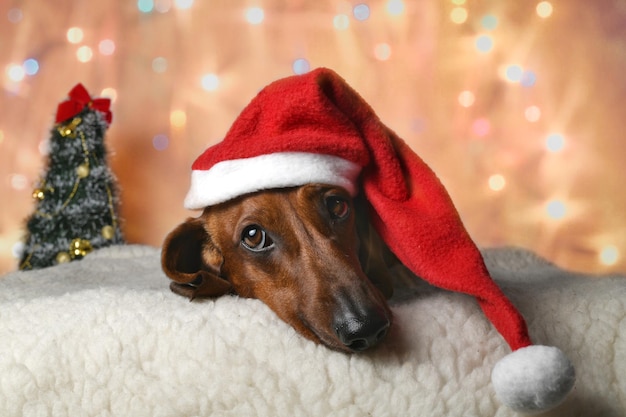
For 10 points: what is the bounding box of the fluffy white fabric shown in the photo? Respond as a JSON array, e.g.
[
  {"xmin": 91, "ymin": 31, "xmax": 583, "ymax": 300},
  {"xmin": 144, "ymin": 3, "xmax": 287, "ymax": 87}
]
[
  {"xmin": 492, "ymin": 345, "xmax": 575, "ymax": 413},
  {"xmin": 0, "ymin": 245, "xmax": 624, "ymax": 417},
  {"xmin": 184, "ymin": 152, "xmax": 361, "ymax": 209}
]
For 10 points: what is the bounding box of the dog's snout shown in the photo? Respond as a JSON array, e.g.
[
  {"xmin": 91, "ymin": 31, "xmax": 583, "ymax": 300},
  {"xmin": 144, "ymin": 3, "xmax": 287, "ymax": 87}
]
[{"xmin": 334, "ymin": 307, "xmax": 391, "ymax": 352}]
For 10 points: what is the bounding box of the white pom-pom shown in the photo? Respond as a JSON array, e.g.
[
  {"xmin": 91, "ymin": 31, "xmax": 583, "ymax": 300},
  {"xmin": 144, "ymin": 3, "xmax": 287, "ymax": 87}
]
[{"xmin": 492, "ymin": 345, "xmax": 576, "ymax": 414}]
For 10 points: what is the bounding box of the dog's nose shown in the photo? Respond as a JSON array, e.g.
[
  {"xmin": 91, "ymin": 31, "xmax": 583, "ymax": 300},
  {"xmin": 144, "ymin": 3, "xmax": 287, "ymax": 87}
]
[{"xmin": 334, "ymin": 308, "xmax": 391, "ymax": 352}]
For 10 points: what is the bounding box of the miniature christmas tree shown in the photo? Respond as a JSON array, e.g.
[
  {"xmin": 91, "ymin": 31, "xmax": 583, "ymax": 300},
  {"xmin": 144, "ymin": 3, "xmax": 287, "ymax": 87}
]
[{"xmin": 19, "ymin": 84, "xmax": 124, "ymax": 270}]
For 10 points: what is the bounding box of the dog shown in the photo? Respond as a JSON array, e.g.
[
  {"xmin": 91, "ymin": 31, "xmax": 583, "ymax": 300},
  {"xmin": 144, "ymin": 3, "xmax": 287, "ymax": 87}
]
[
  {"xmin": 160, "ymin": 68, "xmax": 577, "ymax": 412},
  {"xmin": 161, "ymin": 183, "xmax": 398, "ymax": 353}
]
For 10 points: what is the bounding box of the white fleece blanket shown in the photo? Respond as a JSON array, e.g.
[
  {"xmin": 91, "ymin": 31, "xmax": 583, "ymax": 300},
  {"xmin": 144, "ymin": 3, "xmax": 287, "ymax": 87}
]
[{"xmin": 0, "ymin": 245, "xmax": 624, "ymax": 417}]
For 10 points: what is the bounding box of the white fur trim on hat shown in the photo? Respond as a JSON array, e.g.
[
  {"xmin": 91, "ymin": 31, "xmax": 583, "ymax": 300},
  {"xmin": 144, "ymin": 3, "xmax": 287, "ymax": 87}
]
[
  {"xmin": 184, "ymin": 152, "xmax": 362, "ymax": 209},
  {"xmin": 491, "ymin": 345, "xmax": 576, "ymax": 414}
]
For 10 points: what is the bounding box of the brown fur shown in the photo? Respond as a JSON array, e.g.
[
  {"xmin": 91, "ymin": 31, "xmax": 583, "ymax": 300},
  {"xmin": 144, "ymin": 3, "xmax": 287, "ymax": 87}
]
[{"xmin": 162, "ymin": 184, "xmax": 396, "ymax": 352}]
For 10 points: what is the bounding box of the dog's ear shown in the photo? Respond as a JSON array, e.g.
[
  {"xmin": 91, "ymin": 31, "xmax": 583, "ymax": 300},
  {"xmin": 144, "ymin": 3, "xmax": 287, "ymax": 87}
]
[
  {"xmin": 354, "ymin": 195, "xmax": 395, "ymax": 299},
  {"xmin": 161, "ymin": 217, "xmax": 232, "ymax": 300}
]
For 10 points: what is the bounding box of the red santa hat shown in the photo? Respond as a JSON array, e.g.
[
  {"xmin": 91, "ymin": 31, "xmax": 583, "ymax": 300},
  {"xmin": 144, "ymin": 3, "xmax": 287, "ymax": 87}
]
[{"xmin": 185, "ymin": 68, "xmax": 575, "ymax": 413}]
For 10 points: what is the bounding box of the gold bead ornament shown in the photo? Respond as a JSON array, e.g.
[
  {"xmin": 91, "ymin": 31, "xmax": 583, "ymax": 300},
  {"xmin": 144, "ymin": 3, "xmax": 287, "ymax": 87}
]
[
  {"xmin": 32, "ymin": 188, "xmax": 46, "ymax": 200},
  {"xmin": 76, "ymin": 163, "xmax": 90, "ymax": 178},
  {"xmin": 32, "ymin": 185, "xmax": 54, "ymax": 201},
  {"xmin": 69, "ymin": 238, "xmax": 93, "ymax": 259},
  {"xmin": 55, "ymin": 252, "xmax": 71, "ymax": 264},
  {"xmin": 101, "ymin": 225, "xmax": 115, "ymax": 240}
]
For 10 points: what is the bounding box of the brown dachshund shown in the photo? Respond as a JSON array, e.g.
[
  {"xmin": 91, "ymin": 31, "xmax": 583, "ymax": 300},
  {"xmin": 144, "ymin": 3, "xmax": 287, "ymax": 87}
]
[{"xmin": 161, "ymin": 183, "xmax": 397, "ymax": 353}]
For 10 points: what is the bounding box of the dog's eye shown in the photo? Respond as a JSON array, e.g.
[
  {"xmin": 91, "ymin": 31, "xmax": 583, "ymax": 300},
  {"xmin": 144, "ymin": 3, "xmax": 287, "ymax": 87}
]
[
  {"xmin": 241, "ymin": 225, "xmax": 274, "ymax": 252},
  {"xmin": 326, "ymin": 196, "xmax": 350, "ymax": 220}
]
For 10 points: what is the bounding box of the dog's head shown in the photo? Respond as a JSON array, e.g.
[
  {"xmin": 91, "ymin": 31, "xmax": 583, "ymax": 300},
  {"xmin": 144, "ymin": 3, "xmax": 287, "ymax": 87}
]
[{"xmin": 162, "ymin": 183, "xmax": 395, "ymax": 353}]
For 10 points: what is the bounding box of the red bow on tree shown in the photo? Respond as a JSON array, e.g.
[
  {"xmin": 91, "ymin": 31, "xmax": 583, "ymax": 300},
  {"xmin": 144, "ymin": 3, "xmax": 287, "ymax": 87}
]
[{"xmin": 55, "ymin": 83, "xmax": 112, "ymax": 125}]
